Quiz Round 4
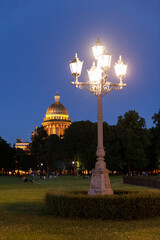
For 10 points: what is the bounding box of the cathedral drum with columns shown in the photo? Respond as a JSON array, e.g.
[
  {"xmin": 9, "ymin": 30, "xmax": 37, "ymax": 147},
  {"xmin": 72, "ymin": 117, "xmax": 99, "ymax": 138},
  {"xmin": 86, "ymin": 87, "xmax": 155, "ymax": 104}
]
[{"xmin": 42, "ymin": 92, "xmax": 71, "ymax": 137}]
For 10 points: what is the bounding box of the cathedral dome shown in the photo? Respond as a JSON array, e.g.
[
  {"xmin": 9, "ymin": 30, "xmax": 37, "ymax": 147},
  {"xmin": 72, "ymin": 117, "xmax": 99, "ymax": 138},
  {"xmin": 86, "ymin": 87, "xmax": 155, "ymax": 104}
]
[
  {"xmin": 45, "ymin": 92, "xmax": 69, "ymax": 118},
  {"xmin": 46, "ymin": 102, "xmax": 68, "ymax": 116},
  {"xmin": 42, "ymin": 92, "xmax": 71, "ymax": 137}
]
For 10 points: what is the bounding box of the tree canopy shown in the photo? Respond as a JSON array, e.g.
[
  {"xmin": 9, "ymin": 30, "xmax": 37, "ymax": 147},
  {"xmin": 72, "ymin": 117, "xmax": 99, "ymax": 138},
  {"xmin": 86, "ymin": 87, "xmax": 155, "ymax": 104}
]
[{"xmin": 1, "ymin": 109, "xmax": 160, "ymax": 175}]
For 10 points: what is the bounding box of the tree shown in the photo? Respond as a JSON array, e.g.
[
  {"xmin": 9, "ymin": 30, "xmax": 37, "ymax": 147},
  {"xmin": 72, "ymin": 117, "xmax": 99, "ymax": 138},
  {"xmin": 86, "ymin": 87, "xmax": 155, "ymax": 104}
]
[
  {"xmin": 29, "ymin": 126, "xmax": 66, "ymax": 174},
  {"xmin": 29, "ymin": 126, "xmax": 48, "ymax": 171},
  {"xmin": 146, "ymin": 128, "xmax": 159, "ymax": 172},
  {"xmin": 103, "ymin": 123, "xmax": 124, "ymax": 173},
  {"xmin": 152, "ymin": 109, "xmax": 160, "ymax": 127},
  {"xmin": 0, "ymin": 137, "xmax": 14, "ymax": 173},
  {"xmin": 116, "ymin": 110, "xmax": 149, "ymax": 174},
  {"xmin": 46, "ymin": 134, "xmax": 65, "ymax": 173},
  {"xmin": 149, "ymin": 109, "xmax": 160, "ymax": 170},
  {"xmin": 13, "ymin": 147, "xmax": 33, "ymax": 173},
  {"xmin": 63, "ymin": 121, "xmax": 97, "ymax": 172}
]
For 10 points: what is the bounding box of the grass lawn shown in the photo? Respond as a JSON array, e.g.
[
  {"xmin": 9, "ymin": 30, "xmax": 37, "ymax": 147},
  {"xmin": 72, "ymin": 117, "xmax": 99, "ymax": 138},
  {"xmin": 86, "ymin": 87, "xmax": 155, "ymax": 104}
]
[{"xmin": 0, "ymin": 175, "xmax": 160, "ymax": 240}]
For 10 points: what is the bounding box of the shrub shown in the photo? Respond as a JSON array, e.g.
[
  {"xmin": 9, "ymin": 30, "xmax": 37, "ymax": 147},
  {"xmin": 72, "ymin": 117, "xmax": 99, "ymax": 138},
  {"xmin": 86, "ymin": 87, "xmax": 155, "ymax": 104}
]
[{"xmin": 45, "ymin": 191, "xmax": 160, "ymax": 220}]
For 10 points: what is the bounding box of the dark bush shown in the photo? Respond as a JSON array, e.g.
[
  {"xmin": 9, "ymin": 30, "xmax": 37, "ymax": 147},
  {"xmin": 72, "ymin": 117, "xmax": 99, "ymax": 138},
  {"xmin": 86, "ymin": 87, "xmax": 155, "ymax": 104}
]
[{"xmin": 45, "ymin": 191, "xmax": 160, "ymax": 220}]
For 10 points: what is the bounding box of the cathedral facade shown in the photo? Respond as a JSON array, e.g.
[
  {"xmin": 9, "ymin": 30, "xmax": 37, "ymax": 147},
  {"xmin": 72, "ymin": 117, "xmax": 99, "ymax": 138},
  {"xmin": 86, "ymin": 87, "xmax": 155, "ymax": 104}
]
[{"xmin": 42, "ymin": 92, "xmax": 71, "ymax": 137}]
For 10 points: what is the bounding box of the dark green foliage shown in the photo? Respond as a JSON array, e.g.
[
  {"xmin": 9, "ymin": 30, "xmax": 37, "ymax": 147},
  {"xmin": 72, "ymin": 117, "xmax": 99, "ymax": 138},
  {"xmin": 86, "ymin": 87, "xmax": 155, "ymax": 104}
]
[
  {"xmin": 151, "ymin": 109, "xmax": 160, "ymax": 167},
  {"xmin": 14, "ymin": 148, "xmax": 31, "ymax": 172},
  {"xmin": 63, "ymin": 121, "xmax": 97, "ymax": 171},
  {"xmin": 62, "ymin": 110, "xmax": 160, "ymax": 174},
  {"xmin": 103, "ymin": 124, "xmax": 124, "ymax": 172},
  {"xmin": 46, "ymin": 134, "xmax": 65, "ymax": 173},
  {"xmin": 29, "ymin": 126, "xmax": 66, "ymax": 173},
  {"xmin": 0, "ymin": 136, "xmax": 34, "ymax": 173},
  {"xmin": 26, "ymin": 110, "xmax": 160, "ymax": 174},
  {"xmin": 28, "ymin": 126, "xmax": 48, "ymax": 170},
  {"xmin": 1, "ymin": 109, "xmax": 159, "ymax": 174},
  {"xmin": 152, "ymin": 109, "xmax": 160, "ymax": 127},
  {"xmin": 45, "ymin": 191, "xmax": 160, "ymax": 220},
  {"xmin": 0, "ymin": 137, "xmax": 14, "ymax": 172},
  {"xmin": 116, "ymin": 110, "xmax": 149, "ymax": 173}
]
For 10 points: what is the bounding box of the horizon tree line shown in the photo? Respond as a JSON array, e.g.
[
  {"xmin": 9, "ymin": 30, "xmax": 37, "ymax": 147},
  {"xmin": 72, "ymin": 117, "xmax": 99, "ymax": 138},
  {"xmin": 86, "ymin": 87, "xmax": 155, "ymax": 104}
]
[{"xmin": 0, "ymin": 109, "xmax": 160, "ymax": 175}]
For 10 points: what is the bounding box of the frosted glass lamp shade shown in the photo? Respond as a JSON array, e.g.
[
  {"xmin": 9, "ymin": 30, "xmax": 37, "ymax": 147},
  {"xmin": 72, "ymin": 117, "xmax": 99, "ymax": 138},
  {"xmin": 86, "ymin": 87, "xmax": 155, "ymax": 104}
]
[
  {"xmin": 70, "ymin": 53, "xmax": 83, "ymax": 77},
  {"xmin": 87, "ymin": 62, "xmax": 102, "ymax": 83},
  {"xmin": 97, "ymin": 52, "xmax": 112, "ymax": 70},
  {"xmin": 92, "ymin": 38, "xmax": 105, "ymax": 60},
  {"xmin": 114, "ymin": 56, "xmax": 127, "ymax": 78}
]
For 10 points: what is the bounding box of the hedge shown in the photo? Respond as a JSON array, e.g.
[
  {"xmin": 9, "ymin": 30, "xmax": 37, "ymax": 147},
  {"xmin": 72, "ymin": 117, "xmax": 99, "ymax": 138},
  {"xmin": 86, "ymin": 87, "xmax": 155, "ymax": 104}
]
[{"xmin": 45, "ymin": 191, "xmax": 160, "ymax": 220}]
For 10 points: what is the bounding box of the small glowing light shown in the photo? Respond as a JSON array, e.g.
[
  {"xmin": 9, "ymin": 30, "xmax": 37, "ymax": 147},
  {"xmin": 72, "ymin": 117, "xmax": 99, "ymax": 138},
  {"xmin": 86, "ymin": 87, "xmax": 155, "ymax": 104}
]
[
  {"xmin": 92, "ymin": 38, "xmax": 105, "ymax": 60},
  {"xmin": 97, "ymin": 51, "xmax": 112, "ymax": 70},
  {"xmin": 70, "ymin": 53, "xmax": 83, "ymax": 77},
  {"xmin": 87, "ymin": 62, "xmax": 102, "ymax": 83},
  {"xmin": 114, "ymin": 56, "xmax": 127, "ymax": 78}
]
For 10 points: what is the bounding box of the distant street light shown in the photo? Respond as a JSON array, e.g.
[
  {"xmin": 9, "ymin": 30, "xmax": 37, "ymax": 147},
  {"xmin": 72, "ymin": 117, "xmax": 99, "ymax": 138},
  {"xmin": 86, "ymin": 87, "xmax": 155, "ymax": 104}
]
[{"xmin": 69, "ymin": 38, "xmax": 128, "ymax": 195}]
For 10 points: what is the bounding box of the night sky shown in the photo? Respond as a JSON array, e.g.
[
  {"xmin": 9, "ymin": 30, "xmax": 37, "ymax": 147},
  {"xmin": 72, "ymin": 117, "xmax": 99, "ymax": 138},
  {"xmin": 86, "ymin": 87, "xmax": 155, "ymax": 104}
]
[{"xmin": 0, "ymin": 0, "xmax": 160, "ymax": 146}]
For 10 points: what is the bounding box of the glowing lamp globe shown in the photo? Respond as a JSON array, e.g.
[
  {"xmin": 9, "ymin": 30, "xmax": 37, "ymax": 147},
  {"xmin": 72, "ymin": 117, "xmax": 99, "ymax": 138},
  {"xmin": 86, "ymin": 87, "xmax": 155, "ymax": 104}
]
[
  {"xmin": 92, "ymin": 38, "xmax": 105, "ymax": 60},
  {"xmin": 114, "ymin": 56, "xmax": 127, "ymax": 78},
  {"xmin": 97, "ymin": 51, "xmax": 112, "ymax": 70},
  {"xmin": 70, "ymin": 53, "xmax": 83, "ymax": 78},
  {"xmin": 87, "ymin": 62, "xmax": 102, "ymax": 83}
]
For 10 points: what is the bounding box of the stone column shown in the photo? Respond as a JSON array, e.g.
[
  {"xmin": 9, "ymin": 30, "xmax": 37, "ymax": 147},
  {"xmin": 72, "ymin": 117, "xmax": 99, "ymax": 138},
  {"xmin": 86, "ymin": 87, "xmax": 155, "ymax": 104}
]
[{"xmin": 88, "ymin": 94, "xmax": 113, "ymax": 195}]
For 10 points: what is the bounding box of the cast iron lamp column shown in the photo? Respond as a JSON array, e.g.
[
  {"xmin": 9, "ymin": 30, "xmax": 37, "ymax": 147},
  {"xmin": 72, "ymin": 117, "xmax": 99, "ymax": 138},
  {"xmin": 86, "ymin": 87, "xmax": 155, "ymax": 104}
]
[{"xmin": 69, "ymin": 38, "xmax": 128, "ymax": 195}]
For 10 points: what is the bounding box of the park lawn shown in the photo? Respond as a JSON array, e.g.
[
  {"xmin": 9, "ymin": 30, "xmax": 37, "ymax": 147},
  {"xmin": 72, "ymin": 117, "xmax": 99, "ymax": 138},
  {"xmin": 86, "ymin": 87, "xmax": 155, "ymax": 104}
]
[{"xmin": 0, "ymin": 175, "xmax": 160, "ymax": 240}]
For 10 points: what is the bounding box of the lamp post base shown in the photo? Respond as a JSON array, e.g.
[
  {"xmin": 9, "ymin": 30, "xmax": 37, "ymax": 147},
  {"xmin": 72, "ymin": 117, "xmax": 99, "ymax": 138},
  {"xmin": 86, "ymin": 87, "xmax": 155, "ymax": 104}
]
[{"xmin": 88, "ymin": 168, "xmax": 113, "ymax": 195}]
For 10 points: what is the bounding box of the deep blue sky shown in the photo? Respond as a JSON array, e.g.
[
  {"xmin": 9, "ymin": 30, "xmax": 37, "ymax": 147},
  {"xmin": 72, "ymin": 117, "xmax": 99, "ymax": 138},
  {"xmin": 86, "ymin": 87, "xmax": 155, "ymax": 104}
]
[{"xmin": 0, "ymin": 0, "xmax": 160, "ymax": 145}]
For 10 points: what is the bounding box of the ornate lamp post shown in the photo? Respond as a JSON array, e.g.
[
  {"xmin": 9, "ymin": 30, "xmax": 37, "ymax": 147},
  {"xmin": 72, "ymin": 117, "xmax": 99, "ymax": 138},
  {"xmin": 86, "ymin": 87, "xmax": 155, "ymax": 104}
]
[{"xmin": 69, "ymin": 38, "xmax": 128, "ymax": 195}]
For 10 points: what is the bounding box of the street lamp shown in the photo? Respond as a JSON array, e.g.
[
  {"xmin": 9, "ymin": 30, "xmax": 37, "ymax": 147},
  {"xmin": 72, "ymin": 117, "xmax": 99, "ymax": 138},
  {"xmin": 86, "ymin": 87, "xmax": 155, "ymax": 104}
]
[{"xmin": 69, "ymin": 38, "xmax": 128, "ymax": 195}]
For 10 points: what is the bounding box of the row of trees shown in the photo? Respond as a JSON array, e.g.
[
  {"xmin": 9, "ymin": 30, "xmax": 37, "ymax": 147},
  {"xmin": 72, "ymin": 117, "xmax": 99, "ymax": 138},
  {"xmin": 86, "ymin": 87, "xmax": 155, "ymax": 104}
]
[
  {"xmin": 28, "ymin": 109, "xmax": 160, "ymax": 175},
  {"xmin": 0, "ymin": 109, "xmax": 160, "ymax": 175},
  {"xmin": 0, "ymin": 137, "xmax": 31, "ymax": 173}
]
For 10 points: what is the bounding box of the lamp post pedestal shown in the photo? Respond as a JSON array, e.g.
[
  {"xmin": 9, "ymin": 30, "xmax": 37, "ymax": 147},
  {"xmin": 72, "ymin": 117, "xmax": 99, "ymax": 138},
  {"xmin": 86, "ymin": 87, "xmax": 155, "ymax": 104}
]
[
  {"xmin": 88, "ymin": 94, "xmax": 113, "ymax": 195},
  {"xmin": 88, "ymin": 168, "xmax": 113, "ymax": 195}
]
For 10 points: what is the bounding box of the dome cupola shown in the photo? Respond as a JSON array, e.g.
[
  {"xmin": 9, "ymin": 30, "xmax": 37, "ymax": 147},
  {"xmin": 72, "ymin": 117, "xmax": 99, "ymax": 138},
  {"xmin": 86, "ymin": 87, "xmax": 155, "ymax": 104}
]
[
  {"xmin": 45, "ymin": 92, "xmax": 69, "ymax": 119},
  {"xmin": 42, "ymin": 92, "xmax": 71, "ymax": 137},
  {"xmin": 55, "ymin": 91, "xmax": 60, "ymax": 103}
]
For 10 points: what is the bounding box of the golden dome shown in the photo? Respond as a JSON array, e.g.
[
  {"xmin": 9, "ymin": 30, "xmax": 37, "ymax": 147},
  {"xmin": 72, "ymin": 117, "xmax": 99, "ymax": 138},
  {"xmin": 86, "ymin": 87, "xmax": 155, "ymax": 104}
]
[
  {"xmin": 45, "ymin": 92, "xmax": 69, "ymax": 118},
  {"xmin": 46, "ymin": 102, "xmax": 68, "ymax": 116},
  {"xmin": 42, "ymin": 92, "xmax": 71, "ymax": 137}
]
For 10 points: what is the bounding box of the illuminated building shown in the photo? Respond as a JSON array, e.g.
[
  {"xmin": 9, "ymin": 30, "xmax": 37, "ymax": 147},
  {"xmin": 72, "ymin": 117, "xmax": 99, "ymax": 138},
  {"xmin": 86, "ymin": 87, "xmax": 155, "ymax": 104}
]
[
  {"xmin": 42, "ymin": 92, "xmax": 71, "ymax": 137},
  {"xmin": 15, "ymin": 138, "xmax": 29, "ymax": 151}
]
